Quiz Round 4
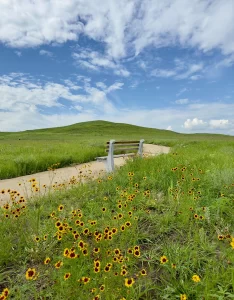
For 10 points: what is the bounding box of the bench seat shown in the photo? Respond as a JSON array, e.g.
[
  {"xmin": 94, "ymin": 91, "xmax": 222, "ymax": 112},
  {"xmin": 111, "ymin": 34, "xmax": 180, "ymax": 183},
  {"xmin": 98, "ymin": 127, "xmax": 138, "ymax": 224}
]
[{"xmin": 96, "ymin": 153, "xmax": 135, "ymax": 161}]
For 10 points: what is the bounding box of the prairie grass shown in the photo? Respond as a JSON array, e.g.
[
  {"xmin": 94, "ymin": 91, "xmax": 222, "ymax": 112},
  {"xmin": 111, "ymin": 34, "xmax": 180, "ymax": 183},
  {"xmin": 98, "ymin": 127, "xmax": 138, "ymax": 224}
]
[
  {"xmin": 1, "ymin": 120, "xmax": 234, "ymax": 179},
  {"xmin": 0, "ymin": 139, "xmax": 234, "ymax": 299}
]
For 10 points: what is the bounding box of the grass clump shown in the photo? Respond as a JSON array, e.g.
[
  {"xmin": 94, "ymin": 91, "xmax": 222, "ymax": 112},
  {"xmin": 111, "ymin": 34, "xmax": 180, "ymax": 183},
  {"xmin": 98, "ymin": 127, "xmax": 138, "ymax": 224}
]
[{"xmin": 0, "ymin": 140, "xmax": 234, "ymax": 299}]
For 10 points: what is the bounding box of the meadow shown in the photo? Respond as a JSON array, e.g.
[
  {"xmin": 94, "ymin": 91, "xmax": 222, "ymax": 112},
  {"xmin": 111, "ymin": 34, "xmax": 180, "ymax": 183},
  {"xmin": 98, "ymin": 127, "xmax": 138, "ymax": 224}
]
[
  {"xmin": 0, "ymin": 121, "xmax": 234, "ymax": 299},
  {"xmin": 1, "ymin": 120, "xmax": 234, "ymax": 180}
]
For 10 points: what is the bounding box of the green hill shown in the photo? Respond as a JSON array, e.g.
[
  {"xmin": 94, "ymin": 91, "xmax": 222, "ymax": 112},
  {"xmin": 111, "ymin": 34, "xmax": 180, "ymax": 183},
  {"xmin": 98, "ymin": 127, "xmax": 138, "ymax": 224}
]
[{"xmin": 0, "ymin": 120, "xmax": 233, "ymax": 142}]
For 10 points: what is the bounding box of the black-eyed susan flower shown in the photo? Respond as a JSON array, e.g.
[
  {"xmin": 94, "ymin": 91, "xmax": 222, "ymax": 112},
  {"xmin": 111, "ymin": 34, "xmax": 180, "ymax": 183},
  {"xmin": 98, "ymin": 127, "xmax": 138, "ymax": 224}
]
[
  {"xmin": 2, "ymin": 288, "xmax": 10, "ymax": 298},
  {"xmin": 44, "ymin": 257, "xmax": 51, "ymax": 264},
  {"xmin": 82, "ymin": 249, "xmax": 88, "ymax": 256},
  {"xmin": 218, "ymin": 235, "xmax": 224, "ymax": 240},
  {"xmin": 127, "ymin": 248, "xmax": 133, "ymax": 254},
  {"xmin": 94, "ymin": 260, "xmax": 101, "ymax": 268},
  {"xmin": 180, "ymin": 294, "xmax": 187, "ymax": 300},
  {"xmin": 25, "ymin": 268, "xmax": 37, "ymax": 280},
  {"xmin": 192, "ymin": 274, "xmax": 201, "ymax": 282},
  {"xmin": 82, "ymin": 277, "xmax": 90, "ymax": 284},
  {"xmin": 64, "ymin": 273, "xmax": 71, "ymax": 280},
  {"xmin": 160, "ymin": 255, "xmax": 168, "ymax": 264},
  {"xmin": 58, "ymin": 205, "xmax": 64, "ymax": 211},
  {"xmin": 140, "ymin": 269, "xmax": 147, "ymax": 276},
  {"xmin": 83, "ymin": 228, "xmax": 89, "ymax": 235},
  {"xmin": 100, "ymin": 285, "xmax": 105, "ymax": 292},
  {"xmin": 112, "ymin": 228, "xmax": 117, "ymax": 234},
  {"xmin": 93, "ymin": 247, "xmax": 100, "ymax": 254},
  {"xmin": 63, "ymin": 248, "xmax": 69, "ymax": 257},
  {"xmin": 104, "ymin": 265, "xmax": 111, "ymax": 272},
  {"xmin": 94, "ymin": 267, "xmax": 100, "ymax": 273},
  {"xmin": 57, "ymin": 235, "xmax": 62, "ymax": 241},
  {"xmin": 120, "ymin": 225, "xmax": 125, "ymax": 231},
  {"xmin": 78, "ymin": 240, "xmax": 85, "ymax": 249},
  {"xmin": 69, "ymin": 251, "xmax": 77, "ymax": 259},
  {"xmin": 34, "ymin": 236, "xmax": 40, "ymax": 242},
  {"xmin": 114, "ymin": 248, "xmax": 121, "ymax": 255},
  {"xmin": 124, "ymin": 278, "xmax": 135, "ymax": 288},
  {"xmin": 54, "ymin": 261, "xmax": 63, "ymax": 269},
  {"xmin": 134, "ymin": 250, "xmax": 140, "ymax": 257},
  {"xmin": 55, "ymin": 221, "xmax": 61, "ymax": 227}
]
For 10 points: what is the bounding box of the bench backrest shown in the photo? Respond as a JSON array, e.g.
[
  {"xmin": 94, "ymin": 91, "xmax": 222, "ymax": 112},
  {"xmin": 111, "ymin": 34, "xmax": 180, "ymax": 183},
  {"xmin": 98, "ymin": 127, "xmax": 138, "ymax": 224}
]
[
  {"xmin": 105, "ymin": 140, "xmax": 143, "ymax": 154},
  {"xmin": 106, "ymin": 139, "xmax": 144, "ymax": 172}
]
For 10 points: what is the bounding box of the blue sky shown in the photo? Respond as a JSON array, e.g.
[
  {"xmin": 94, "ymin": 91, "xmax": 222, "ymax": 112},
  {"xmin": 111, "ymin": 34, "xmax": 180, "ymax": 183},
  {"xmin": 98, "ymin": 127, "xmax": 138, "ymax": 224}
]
[{"xmin": 0, "ymin": 0, "xmax": 234, "ymax": 134}]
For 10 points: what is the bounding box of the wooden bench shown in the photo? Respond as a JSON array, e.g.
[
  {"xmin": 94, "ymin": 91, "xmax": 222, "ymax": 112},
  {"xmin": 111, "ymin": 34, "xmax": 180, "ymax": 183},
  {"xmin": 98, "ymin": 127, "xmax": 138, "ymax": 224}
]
[{"xmin": 96, "ymin": 139, "xmax": 144, "ymax": 172}]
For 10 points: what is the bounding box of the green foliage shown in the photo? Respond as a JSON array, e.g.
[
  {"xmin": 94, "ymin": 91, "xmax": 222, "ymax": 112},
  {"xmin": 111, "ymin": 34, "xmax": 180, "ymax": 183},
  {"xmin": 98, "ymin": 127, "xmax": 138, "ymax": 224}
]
[{"xmin": 1, "ymin": 139, "xmax": 234, "ymax": 299}]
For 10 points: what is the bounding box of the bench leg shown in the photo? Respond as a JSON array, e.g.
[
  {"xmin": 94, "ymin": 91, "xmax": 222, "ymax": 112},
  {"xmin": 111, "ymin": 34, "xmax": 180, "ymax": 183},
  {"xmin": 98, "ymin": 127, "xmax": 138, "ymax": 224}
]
[
  {"xmin": 138, "ymin": 139, "xmax": 145, "ymax": 157},
  {"xmin": 106, "ymin": 140, "xmax": 115, "ymax": 172}
]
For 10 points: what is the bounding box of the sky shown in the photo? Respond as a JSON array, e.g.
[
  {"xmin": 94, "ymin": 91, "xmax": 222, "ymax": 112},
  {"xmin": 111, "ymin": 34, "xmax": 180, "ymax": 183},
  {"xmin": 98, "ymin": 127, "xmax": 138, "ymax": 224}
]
[{"xmin": 0, "ymin": 0, "xmax": 234, "ymax": 134}]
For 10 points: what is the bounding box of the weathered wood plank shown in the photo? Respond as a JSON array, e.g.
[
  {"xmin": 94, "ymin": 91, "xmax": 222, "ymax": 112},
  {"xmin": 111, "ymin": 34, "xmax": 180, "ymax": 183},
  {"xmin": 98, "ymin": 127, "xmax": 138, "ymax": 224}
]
[
  {"xmin": 105, "ymin": 147, "xmax": 138, "ymax": 152},
  {"xmin": 106, "ymin": 141, "xmax": 140, "ymax": 144}
]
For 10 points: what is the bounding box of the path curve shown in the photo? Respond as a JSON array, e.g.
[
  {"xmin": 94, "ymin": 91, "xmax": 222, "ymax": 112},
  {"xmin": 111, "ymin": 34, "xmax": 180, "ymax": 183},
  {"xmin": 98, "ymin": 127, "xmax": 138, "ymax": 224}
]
[{"xmin": 0, "ymin": 144, "xmax": 170, "ymax": 206}]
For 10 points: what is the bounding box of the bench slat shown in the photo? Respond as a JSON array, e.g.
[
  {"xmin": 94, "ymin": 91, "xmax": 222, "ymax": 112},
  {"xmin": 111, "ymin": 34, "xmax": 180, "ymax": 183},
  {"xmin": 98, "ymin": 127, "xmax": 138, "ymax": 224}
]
[
  {"xmin": 96, "ymin": 153, "xmax": 135, "ymax": 160},
  {"xmin": 105, "ymin": 147, "xmax": 139, "ymax": 152},
  {"xmin": 106, "ymin": 140, "xmax": 140, "ymax": 144},
  {"xmin": 106, "ymin": 143, "xmax": 139, "ymax": 147}
]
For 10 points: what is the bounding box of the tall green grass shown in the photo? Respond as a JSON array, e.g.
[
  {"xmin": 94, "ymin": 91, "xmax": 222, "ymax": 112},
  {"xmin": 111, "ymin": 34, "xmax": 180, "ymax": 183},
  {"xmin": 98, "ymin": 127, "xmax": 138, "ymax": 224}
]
[{"xmin": 0, "ymin": 140, "xmax": 234, "ymax": 299}]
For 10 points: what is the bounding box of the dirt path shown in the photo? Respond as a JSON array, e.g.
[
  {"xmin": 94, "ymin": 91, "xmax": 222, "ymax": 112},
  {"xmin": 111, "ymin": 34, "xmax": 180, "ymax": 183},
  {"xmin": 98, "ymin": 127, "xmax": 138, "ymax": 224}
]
[{"xmin": 0, "ymin": 144, "xmax": 170, "ymax": 206}]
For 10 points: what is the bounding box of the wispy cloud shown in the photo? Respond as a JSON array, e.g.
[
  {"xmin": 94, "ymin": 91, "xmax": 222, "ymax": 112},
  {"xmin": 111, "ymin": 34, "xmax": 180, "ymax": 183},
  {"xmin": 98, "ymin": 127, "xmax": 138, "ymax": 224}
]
[
  {"xmin": 151, "ymin": 61, "xmax": 204, "ymax": 80},
  {"xmin": 39, "ymin": 50, "xmax": 54, "ymax": 57},
  {"xmin": 175, "ymin": 98, "xmax": 189, "ymax": 105},
  {"xmin": 176, "ymin": 88, "xmax": 188, "ymax": 96},
  {"xmin": 15, "ymin": 51, "xmax": 22, "ymax": 57},
  {"xmin": 72, "ymin": 49, "xmax": 130, "ymax": 77}
]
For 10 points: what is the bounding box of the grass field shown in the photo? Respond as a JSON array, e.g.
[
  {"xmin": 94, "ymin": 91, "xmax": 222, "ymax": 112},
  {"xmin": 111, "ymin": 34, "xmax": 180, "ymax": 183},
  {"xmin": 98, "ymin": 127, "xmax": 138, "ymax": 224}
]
[
  {"xmin": 1, "ymin": 120, "xmax": 234, "ymax": 180},
  {"xmin": 0, "ymin": 121, "xmax": 234, "ymax": 299}
]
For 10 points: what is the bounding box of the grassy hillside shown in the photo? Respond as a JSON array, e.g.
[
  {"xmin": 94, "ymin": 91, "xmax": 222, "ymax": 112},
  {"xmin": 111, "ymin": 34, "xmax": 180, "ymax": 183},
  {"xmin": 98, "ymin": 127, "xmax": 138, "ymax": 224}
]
[{"xmin": 0, "ymin": 120, "xmax": 234, "ymax": 179}]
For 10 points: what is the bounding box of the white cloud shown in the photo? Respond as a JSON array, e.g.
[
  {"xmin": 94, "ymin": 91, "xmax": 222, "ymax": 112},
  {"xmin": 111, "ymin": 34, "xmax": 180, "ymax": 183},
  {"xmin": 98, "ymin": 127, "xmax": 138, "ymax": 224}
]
[
  {"xmin": 96, "ymin": 82, "xmax": 107, "ymax": 90},
  {"xmin": 106, "ymin": 82, "xmax": 124, "ymax": 93},
  {"xmin": 1, "ymin": 73, "xmax": 234, "ymax": 135},
  {"xmin": 166, "ymin": 125, "xmax": 172, "ymax": 130},
  {"xmin": 176, "ymin": 87, "xmax": 188, "ymax": 96},
  {"xmin": 72, "ymin": 49, "xmax": 130, "ymax": 77},
  {"xmin": 0, "ymin": 0, "xmax": 233, "ymax": 60},
  {"xmin": 39, "ymin": 50, "xmax": 54, "ymax": 57},
  {"xmin": 190, "ymin": 74, "xmax": 202, "ymax": 80},
  {"xmin": 209, "ymin": 119, "xmax": 230, "ymax": 129},
  {"xmin": 15, "ymin": 51, "xmax": 22, "ymax": 57},
  {"xmin": 175, "ymin": 98, "xmax": 189, "ymax": 105},
  {"xmin": 175, "ymin": 63, "xmax": 203, "ymax": 79},
  {"xmin": 138, "ymin": 60, "xmax": 147, "ymax": 70},
  {"xmin": 151, "ymin": 62, "xmax": 204, "ymax": 80},
  {"xmin": 0, "ymin": 73, "xmax": 122, "ymax": 119},
  {"xmin": 184, "ymin": 118, "xmax": 207, "ymax": 129},
  {"xmin": 129, "ymin": 81, "xmax": 139, "ymax": 89},
  {"xmin": 151, "ymin": 69, "xmax": 177, "ymax": 78}
]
